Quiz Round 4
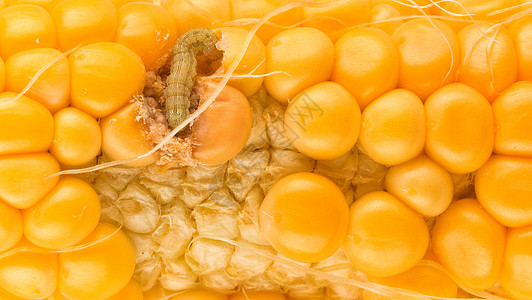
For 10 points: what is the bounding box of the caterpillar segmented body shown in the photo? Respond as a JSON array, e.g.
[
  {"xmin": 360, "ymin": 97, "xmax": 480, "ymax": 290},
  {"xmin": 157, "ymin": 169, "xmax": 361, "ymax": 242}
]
[{"xmin": 166, "ymin": 28, "xmax": 223, "ymax": 128}]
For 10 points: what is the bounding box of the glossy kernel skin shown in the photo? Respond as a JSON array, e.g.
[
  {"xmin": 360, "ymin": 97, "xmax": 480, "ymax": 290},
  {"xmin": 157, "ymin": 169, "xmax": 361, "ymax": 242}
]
[
  {"xmin": 509, "ymin": 16, "xmax": 532, "ymax": 81},
  {"xmin": 0, "ymin": 58, "xmax": 4, "ymax": 92},
  {"xmin": 104, "ymin": 279, "xmax": 143, "ymax": 300},
  {"xmin": 332, "ymin": 27, "xmax": 399, "ymax": 109},
  {"xmin": 0, "ymin": 200, "xmax": 22, "ymax": 252},
  {"xmin": 492, "ymin": 81, "xmax": 532, "ymax": 157},
  {"xmin": 52, "ymin": 0, "xmax": 117, "ymax": 51},
  {"xmin": 385, "ymin": 155, "xmax": 453, "ymax": 217},
  {"xmin": 0, "ymin": 238, "xmax": 58, "ymax": 299},
  {"xmin": 50, "ymin": 107, "xmax": 102, "ymax": 167},
  {"xmin": 0, "ymin": 152, "xmax": 60, "ymax": 209},
  {"xmin": 59, "ymin": 223, "xmax": 136, "ymax": 300},
  {"xmin": 259, "ymin": 172, "xmax": 349, "ymax": 263},
  {"xmin": 369, "ymin": 4, "xmax": 403, "ymax": 35},
  {"xmin": 7, "ymin": 0, "xmax": 63, "ymax": 11},
  {"xmin": 0, "ymin": 4, "xmax": 56, "ymax": 59},
  {"xmin": 343, "ymin": 191, "xmax": 429, "ymax": 277},
  {"xmin": 230, "ymin": 291, "xmax": 286, "ymax": 300},
  {"xmin": 359, "ymin": 89, "xmax": 425, "ymax": 165},
  {"xmin": 476, "ymin": 155, "xmax": 532, "ymax": 228},
  {"xmin": 115, "ymin": 2, "xmax": 178, "ymax": 70},
  {"xmin": 284, "ymin": 81, "xmax": 361, "ymax": 160},
  {"xmin": 69, "ymin": 42, "xmax": 146, "ymax": 118},
  {"xmin": 457, "ymin": 22, "xmax": 518, "ymax": 101},
  {"xmin": 23, "ymin": 176, "xmax": 101, "ymax": 249},
  {"xmin": 424, "ymin": 83, "xmax": 494, "ymax": 174},
  {"xmin": 0, "ymin": 92, "xmax": 54, "ymax": 155},
  {"xmin": 170, "ymin": 289, "xmax": 228, "ymax": 300},
  {"xmin": 100, "ymin": 103, "xmax": 157, "ymax": 167},
  {"xmin": 265, "ymin": 27, "xmax": 334, "ymax": 104},
  {"xmin": 432, "ymin": 198, "xmax": 506, "ymax": 290},
  {"xmin": 5, "ymin": 48, "xmax": 70, "ymax": 114},
  {"xmin": 501, "ymin": 224, "xmax": 532, "ymax": 300},
  {"xmin": 391, "ymin": 19, "xmax": 460, "ymax": 100}
]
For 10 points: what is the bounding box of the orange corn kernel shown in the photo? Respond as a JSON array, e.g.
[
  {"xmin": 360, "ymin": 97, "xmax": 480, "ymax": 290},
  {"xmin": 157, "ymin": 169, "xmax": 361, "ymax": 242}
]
[
  {"xmin": 52, "ymin": 0, "xmax": 117, "ymax": 51},
  {"xmin": 476, "ymin": 155, "xmax": 532, "ymax": 228},
  {"xmin": 332, "ymin": 27, "xmax": 399, "ymax": 109},
  {"xmin": 0, "ymin": 58, "xmax": 4, "ymax": 92},
  {"xmin": 359, "ymin": 89, "xmax": 425, "ymax": 165},
  {"xmin": 218, "ymin": 27, "xmax": 266, "ymax": 97},
  {"xmin": 343, "ymin": 191, "xmax": 429, "ymax": 278},
  {"xmin": 170, "ymin": 289, "xmax": 229, "ymax": 300},
  {"xmin": 162, "ymin": 0, "xmax": 231, "ymax": 38},
  {"xmin": 391, "ymin": 19, "xmax": 460, "ymax": 100},
  {"xmin": 0, "ymin": 200, "xmax": 22, "ymax": 252},
  {"xmin": 50, "ymin": 107, "xmax": 102, "ymax": 167},
  {"xmin": 265, "ymin": 27, "xmax": 334, "ymax": 104},
  {"xmin": 284, "ymin": 81, "xmax": 361, "ymax": 160},
  {"xmin": 424, "ymin": 83, "xmax": 494, "ymax": 174},
  {"xmin": 0, "ymin": 238, "xmax": 58, "ymax": 299},
  {"xmin": 105, "ymin": 279, "xmax": 143, "ymax": 300},
  {"xmin": 109, "ymin": 0, "xmax": 148, "ymax": 9},
  {"xmin": 432, "ymin": 198, "xmax": 506, "ymax": 290},
  {"xmin": 0, "ymin": 152, "xmax": 60, "ymax": 209},
  {"xmin": 230, "ymin": 0, "xmax": 302, "ymax": 44},
  {"xmin": 230, "ymin": 291, "xmax": 286, "ymax": 300},
  {"xmin": 509, "ymin": 16, "xmax": 532, "ymax": 81},
  {"xmin": 23, "ymin": 176, "xmax": 101, "ymax": 249},
  {"xmin": 59, "ymin": 223, "xmax": 136, "ymax": 300},
  {"xmin": 69, "ymin": 42, "xmax": 145, "ymax": 118},
  {"xmin": 371, "ymin": 0, "xmax": 431, "ymax": 16},
  {"xmin": 7, "ymin": 0, "xmax": 62, "ymax": 11},
  {"xmin": 0, "ymin": 286, "xmax": 26, "ymax": 300},
  {"xmin": 302, "ymin": 0, "xmax": 370, "ymax": 41},
  {"xmin": 501, "ymin": 224, "xmax": 532, "ymax": 299},
  {"xmin": 385, "ymin": 155, "xmax": 453, "ymax": 217},
  {"xmin": 492, "ymin": 81, "xmax": 532, "ymax": 157},
  {"xmin": 369, "ymin": 4, "xmax": 403, "ymax": 36},
  {"xmin": 0, "ymin": 4, "xmax": 56, "ymax": 59},
  {"xmin": 260, "ymin": 172, "xmax": 349, "ymax": 262},
  {"xmin": 115, "ymin": 2, "xmax": 178, "ymax": 70},
  {"xmin": 0, "ymin": 92, "xmax": 53, "ymax": 155},
  {"xmin": 191, "ymin": 82, "xmax": 253, "ymax": 165},
  {"xmin": 457, "ymin": 22, "xmax": 518, "ymax": 101},
  {"xmin": 100, "ymin": 103, "xmax": 157, "ymax": 167},
  {"xmin": 5, "ymin": 48, "xmax": 70, "ymax": 113}
]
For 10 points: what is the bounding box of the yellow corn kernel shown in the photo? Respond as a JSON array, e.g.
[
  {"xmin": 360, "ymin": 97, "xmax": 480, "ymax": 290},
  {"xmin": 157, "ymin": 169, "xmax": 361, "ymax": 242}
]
[
  {"xmin": 424, "ymin": 83, "xmax": 494, "ymax": 174},
  {"xmin": 501, "ymin": 224, "xmax": 532, "ymax": 300},
  {"xmin": 265, "ymin": 27, "xmax": 334, "ymax": 104},
  {"xmin": 391, "ymin": 19, "xmax": 460, "ymax": 100},
  {"xmin": 0, "ymin": 92, "xmax": 54, "ymax": 155},
  {"xmin": 0, "ymin": 152, "xmax": 59, "ymax": 209},
  {"xmin": 432, "ymin": 198, "xmax": 506, "ymax": 290},
  {"xmin": 109, "ymin": 0, "xmax": 149, "ymax": 9},
  {"xmin": 69, "ymin": 42, "xmax": 146, "ymax": 118},
  {"xmin": 509, "ymin": 16, "xmax": 532, "ymax": 81},
  {"xmin": 0, "ymin": 57, "xmax": 4, "ymax": 92},
  {"xmin": 230, "ymin": 291, "xmax": 286, "ymax": 300},
  {"xmin": 7, "ymin": 0, "xmax": 62, "ymax": 11},
  {"xmin": 364, "ymin": 264, "xmax": 458, "ymax": 300},
  {"xmin": 369, "ymin": 4, "xmax": 403, "ymax": 35},
  {"xmin": 0, "ymin": 238, "xmax": 58, "ymax": 299},
  {"xmin": 359, "ymin": 89, "xmax": 425, "ymax": 165},
  {"xmin": 302, "ymin": 0, "xmax": 370, "ymax": 41},
  {"xmin": 5, "ymin": 48, "xmax": 70, "ymax": 113},
  {"xmin": 170, "ymin": 289, "xmax": 228, "ymax": 300},
  {"xmin": 191, "ymin": 83, "xmax": 253, "ymax": 165},
  {"xmin": 492, "ymin": 81, "xmax": 532, "ymax": 157},
  {"xmin": 115, "ymin": 2, "xmax": 178, "ymax": 70},
  {"xmin": 100, "ymin": 103, "xmax": 157, "ymax": 167},
  {"xmin": 284, "ymin": 81, "xmax": 361, "ymax": 160},
  {"xmin": 0, "ymin": 4, "xmax": 56, "ymax": 59},
  {"xmin": 50, "ymin": 107, "xmax": 102, "ymax": 167},
  {"xmin": 476, "ymin": 155, "xmax": 532, "ymax": 228},
  {"xmin": 0, "ymin": 285, "xmax": 25, "ymax": 300},
  {"xmin": 218, "ymin": 27, "xmax": 266, "ymax": 97},
  {"xmin": 0, "ymin": 200, "xmax": 22, "ymax": 252},
  {"xmin": 105, "ymin": 279, "xmax": 143, "ymax": 300},
  {"xmin": 457, "ymin": 22, "xmax": 518, "ymax": 101},
  {"xmin": 332, "ymin": 27, "xmax": 398, "ymax": 109},
  {"xmin": 343, "ymin": 191, "xmax": 429, "ymax": 277},
  {"xmin": 59, "ymin": 222, "xmax": 136, "ymax": 300},
  {"xmin": 162, "ymin": 0, "xmax": 231, "ymax": 38},
  {"xmin": 230, "ymin": 0, "xmax": 302, "ymax": 44},
  {"xmin": 260, "ymin": 172, "xmax": 349, "ymax": 262},
  {"xmin": 385, "ymin": 155, "xmax": 453, "ymax": 217},
  {"xmin": 51, "ymin": 0, "xmax": 117, "ymax": 51},
  {"xmin": 23, "ymin": 176, "xmax": 100, "ymax": 249},
  {"xmin": 371, "ymin": 0, "xmax": 431, "ymax": 16}
]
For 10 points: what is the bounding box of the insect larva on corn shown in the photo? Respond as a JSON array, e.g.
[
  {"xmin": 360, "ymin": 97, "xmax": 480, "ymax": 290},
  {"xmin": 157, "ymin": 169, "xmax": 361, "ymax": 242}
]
[{"xmin": 166, "ymin": 28, "xmax": 223, "ymax": 128}]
